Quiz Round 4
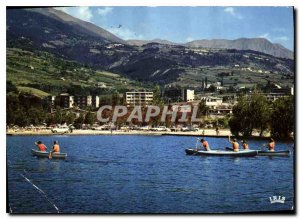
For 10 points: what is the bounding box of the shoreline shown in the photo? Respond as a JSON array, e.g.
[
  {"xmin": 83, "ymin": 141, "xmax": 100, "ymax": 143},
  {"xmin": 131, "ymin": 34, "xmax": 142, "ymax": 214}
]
[{"xmin": 6, "ymin": 129, "xmax": 277, "ymax": 140}]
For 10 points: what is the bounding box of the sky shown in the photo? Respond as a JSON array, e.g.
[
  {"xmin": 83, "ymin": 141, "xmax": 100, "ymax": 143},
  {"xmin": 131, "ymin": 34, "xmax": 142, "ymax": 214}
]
[{"xmin": 57, "ymin": 6, "xmax": 294, "ymax": 51}]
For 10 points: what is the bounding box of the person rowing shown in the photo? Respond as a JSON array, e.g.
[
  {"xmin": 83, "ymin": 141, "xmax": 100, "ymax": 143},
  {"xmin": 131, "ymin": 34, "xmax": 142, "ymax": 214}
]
[
  {"xmin": 268, "ymin": 138, "xmax": 275, "ymax": 151},
  {"xmin": 199, "ymin": 138, "xmax": 211, "ymax": 151},
  {"xmin": 49, "ymin": 140, "xmax": 60, "ymax": 159},
  {"xmin": 241, "ymin": 140, "xmax": 249, "ymax": 150},
  {"xmin": 228, "ymin": 136, "xmax": 239, "ymax": 152},
  {"xmin": 35, "ymin": 141, "xmax": 47, "ymax": 151}
]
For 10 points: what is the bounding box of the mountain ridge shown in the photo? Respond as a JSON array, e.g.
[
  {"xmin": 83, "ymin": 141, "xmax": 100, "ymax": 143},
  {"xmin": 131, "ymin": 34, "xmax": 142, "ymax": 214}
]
[
  {"xmin": 17, "ymin": 8, "xmax": 126, "ymax": 44},
  {"xmin": 127, "ymin": 37, "xmax": 293, "ymax": 59}
]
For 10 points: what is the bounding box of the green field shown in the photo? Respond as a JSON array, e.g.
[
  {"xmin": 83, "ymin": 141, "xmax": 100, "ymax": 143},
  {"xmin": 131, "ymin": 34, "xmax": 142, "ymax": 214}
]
[
  {"xmin": 16, "ymin": 86, "xmax": 50, "ymax": 98},
  {"xmin": 7, "ymin": 48, "xmax": 150, "ymax": 96}
]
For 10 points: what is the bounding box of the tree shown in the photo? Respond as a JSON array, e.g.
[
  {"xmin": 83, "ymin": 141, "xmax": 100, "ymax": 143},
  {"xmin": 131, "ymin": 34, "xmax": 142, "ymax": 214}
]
[
  {"xmin": 85, "ymin": 111, "xmax": 96, "ymax": 126},
  {"xmin": 229, "ymin": 96, "xmax": 250, "ymax": 136},
  {"xmin": 249, "ymin": 93, "xmax": 271, "ymax": 136},
  {"xmin": 270, "ymin": 96, "xmax": 294, "ymax": 139},
  {"xmin": 153, "ymin": 85, "xmax": 163, "ymax": 105},
  {"xmin": 65, "ymin": 112, "xmax": 76, "ymax": 125},
  {"xmin": 228, "ymin": 93, "xmax": 271, "ymax": 137},
  {"xmin": 53, "ymin": 107, "xmax": 63, "ymax": 124},
  {"xmin": 7, "ymin": 81, "xmax": 17, "ymax": 93},
  {"xmin": 206, "ymin": 85, "xmax": 216, "ymax": 93},
  {"xmin": 74, "ymin": 113, "xmax": 85, "ymax": 129}
]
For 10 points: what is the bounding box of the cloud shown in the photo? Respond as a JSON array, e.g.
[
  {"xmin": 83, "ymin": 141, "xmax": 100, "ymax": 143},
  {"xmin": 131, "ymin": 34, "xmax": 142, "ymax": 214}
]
[
  {"xmin": 274, "ymin": 36, "xmax": 289, "ymax": 41},
  {"xmin": 76, "ymin": 7, "xmax": 93, "ymax": 22},
  {"xmin": 224, "ymin": 7, "xmax": 243, "ymax": 20},
  {"xmin": 107, "ymin": 27, "xmax": 144, "ymax": 40},
  {"xmin": 56, "ymin": 7, "xmax": 93, "ymax": 22},
  {"xmin": 258, "ymin": 33, "xmax": 270, "ymax": 39},
  {"xmin": 97, "ymin": 7, "xmax": 113, "ymax": 16},
  {"xmin": 185, "ymin": 37, "xmax": 194, "ymax": 42}
]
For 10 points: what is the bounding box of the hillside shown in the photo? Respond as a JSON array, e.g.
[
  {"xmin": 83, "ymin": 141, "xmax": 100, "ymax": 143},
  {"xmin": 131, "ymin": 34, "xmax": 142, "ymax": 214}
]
[
  {"xmin": 127, "ymin": 39, "xmax": 177, "ymax": 46},
  {"xmin": 127, "ymin": 38, "xmax": 293, "ymax": 60},
  {"xmin": 185, "ymin": 38, "xmax": 294, "ymax": 60},
  {"xmin": 7, "ymin": 48, "xmax": 149, "ymax": 96},
  {"xmin": 7, "ymin": 8, "xmax": 135, "ymax": 69},
  {"xmin": 112, "ymin": 43, "xmax": 294, "ymax": 89}
]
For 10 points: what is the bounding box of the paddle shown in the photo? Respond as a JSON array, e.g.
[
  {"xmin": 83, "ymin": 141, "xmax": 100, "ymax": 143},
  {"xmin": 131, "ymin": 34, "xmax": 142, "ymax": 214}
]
[
  {"xmin": 195, "ymin": 138, "xmax": 200, "ymax": 151},
  {"xmin": 49, "ymin": 151, "xmax": 52, "ymax": 159}
]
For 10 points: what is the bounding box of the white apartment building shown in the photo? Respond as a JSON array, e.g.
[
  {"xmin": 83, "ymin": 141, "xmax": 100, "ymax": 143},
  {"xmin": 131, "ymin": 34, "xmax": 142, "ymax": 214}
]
[
  {"xmin": 126, "ymin": 91, "xmax": 154, "ymax": 106},
  {"xmin": 182, "ymin": 89, "xmax": 195, "ymax": 102}
]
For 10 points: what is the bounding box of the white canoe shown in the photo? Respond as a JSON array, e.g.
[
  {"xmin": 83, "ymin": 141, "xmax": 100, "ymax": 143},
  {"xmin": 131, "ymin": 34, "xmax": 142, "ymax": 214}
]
[
  {"xmin": 185, "ymin": 148, "xmax": 258, "ymax": 157},
  {"xmin": 31, "ymin": 149, "xmax": 67, "ymax": 159}
]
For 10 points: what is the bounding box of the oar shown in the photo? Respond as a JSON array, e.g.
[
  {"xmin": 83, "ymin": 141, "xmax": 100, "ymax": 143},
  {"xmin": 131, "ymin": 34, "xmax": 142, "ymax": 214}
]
[
  {"xmin": 49, "ymin": 151, "xmax": 52, "ymax": 159},
  {"xmin": 195, "ymin": 138, "xmax": 199, "ymax": 151}
]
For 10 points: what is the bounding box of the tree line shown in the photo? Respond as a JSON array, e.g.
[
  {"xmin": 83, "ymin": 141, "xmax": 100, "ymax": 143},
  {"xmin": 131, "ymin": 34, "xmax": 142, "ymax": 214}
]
[{"xmin": 229, "ymin": 93, "xmax": 294, "ymax": 139}]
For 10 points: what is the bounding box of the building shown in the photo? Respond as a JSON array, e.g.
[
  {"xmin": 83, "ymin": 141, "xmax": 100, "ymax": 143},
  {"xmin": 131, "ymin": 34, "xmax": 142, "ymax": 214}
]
[
  {"xmin": 199, "ymin": 96, "xmax": 223, "ymax": 109},
  {"xmin": 263, "ymin": 86, "xmax": 294, "ymax": 102},
  {"xmin": 92, "ymin": 96, "xmax": 100, "ymax": 108},
  {"xmin": 47, "ymin": 96, "xmax": 56, "ymax": 108},
  {"xmin": 126, "ymin": 91, "xmax": 153, "ymax": 106},
  {"xmin": 48, "ymin": 94, "xmax": 100, "ymax": 109},
  {"xmin": 208, "ymin": 105, "xmax": 233, "ymax": 116},
  {"xmin": 163, "ymin": 87, "xmax": 195, "ymax": 103},
  {"xmin": 265, "ymin": 93, "xmax": 290, "ymax": 102},
  {"xmin": 182, "ymin": 89, "xmax": 195, "ymax": 102},
  {"xmin": 163, "ymin": 87, "xmax": 182, "ymax": 102},
  {"xmin": 58, "ymin": 93, "xmax": 74, "ymax": 108},
  {"xmin": 73, "ymin": 96, "xmax": 92, "ymax": 109}
]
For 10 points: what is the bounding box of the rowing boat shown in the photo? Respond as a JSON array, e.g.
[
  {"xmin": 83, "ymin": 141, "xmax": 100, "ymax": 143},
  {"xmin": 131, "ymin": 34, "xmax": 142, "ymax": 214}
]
[
  {"xmin": 185, "ymin": 148, "xmax": 258, "ymax": 157},
  {"xmin": 31, "ymin": 149, "xmax": 67, "ymax": 159},
  {"xmin": 225, "ymin": 147, "xmax": 290, "ymax": 156}
]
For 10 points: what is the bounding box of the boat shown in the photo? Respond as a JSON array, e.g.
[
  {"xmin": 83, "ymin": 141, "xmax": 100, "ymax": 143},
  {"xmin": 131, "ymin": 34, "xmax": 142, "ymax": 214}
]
[
  {"xmin": 225, "ymin": 147, "xmax": 290, "ymax": 156},
  {"xmin": 185, "ymin": 148, "xmax": 258, "ymax": 157},
  {"xmin": 185, "ymin": 148, "xmax": 198, "ymax": 155},
  {"xmin": 31, "ymin": 149, "xmax": 67, "ymax": 159}
]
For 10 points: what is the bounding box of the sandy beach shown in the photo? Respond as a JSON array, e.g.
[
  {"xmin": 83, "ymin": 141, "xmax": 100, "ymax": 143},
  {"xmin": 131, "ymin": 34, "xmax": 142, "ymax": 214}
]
[{"xmin": 6, "ymin": 128, "xmax": 272, "ymax": 139}]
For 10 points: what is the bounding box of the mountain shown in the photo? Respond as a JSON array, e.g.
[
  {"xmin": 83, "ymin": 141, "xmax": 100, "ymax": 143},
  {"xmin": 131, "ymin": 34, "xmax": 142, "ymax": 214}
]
[
  {"xmin": 7, "ymin": 7, "xmax": 294, "ymax": 92},
  {"xmin": 127, "ymin": 39, "xmax": 177, "ymax": 46},
  {"xmin": 127, "ymin": 38, "xmax": 293, "ymax": 60},
  {"xmin": 112, "ymin": 43, "xmax": 294, "ymax": 87},
  {"xmin": 7, "ymin": 8, "xmax": 135, "ymax": 69},
  {"xmin": 8, "ymin": 7, "xmax": 125, "ymax": 44},
  {"xmin": 185, "ymin": 38, "xmax": 293, "ymax": 59}
]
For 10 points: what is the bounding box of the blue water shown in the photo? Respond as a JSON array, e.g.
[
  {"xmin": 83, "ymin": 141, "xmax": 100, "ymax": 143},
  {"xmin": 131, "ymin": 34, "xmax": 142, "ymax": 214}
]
[{"xmin": 7, "ymin": 135, "xmax": 294, "ymax": 214}]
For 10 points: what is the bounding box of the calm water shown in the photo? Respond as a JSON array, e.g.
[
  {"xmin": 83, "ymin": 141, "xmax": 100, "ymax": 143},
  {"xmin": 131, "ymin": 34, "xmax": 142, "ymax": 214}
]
[{"xmin": 7, "ymin": 135, "xmax": 294, "ymax": 214}]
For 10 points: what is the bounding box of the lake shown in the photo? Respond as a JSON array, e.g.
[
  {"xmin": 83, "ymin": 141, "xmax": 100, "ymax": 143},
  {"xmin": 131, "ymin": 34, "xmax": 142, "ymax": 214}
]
[{"xmin": 7, "ymin": 135, "xmax": 294, "ymax": 214}]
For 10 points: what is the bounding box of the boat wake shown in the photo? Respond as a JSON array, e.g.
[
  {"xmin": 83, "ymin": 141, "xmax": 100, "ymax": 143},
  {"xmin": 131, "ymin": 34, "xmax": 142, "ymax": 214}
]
[{"xmin": 20, "ymin": 173, "xmax": 60, "ymax": 213}]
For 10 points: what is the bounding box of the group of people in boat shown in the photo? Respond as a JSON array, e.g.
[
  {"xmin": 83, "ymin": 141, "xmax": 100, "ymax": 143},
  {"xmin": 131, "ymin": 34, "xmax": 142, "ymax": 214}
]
[
  {"xmin": 35, "ymin": 140, "xmax": 60, "ymax": 153},
  {"xmin": 198, "ymin": 137, "xmax": 275, "ymax": 152}
]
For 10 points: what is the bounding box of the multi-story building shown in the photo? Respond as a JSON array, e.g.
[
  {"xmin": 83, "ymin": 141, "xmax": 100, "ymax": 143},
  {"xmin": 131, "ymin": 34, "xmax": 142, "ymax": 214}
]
[
  {"xmin": 48, "ymin": 94, "xmax": 100, "ymax": 109},
  {"xmin": 163, "ymin": 87, "xmax": 195, "ymax": 103},
  {"xmin": 73, "ymin": 96, "xmax": 91, "ymax": 109},
  {"xmin": 92, "ymin": 96, "xmax": 100, "ymax": 108},
  {"xmin": 126, "ymin": 91, "xmax": 153, "ymax": 106},
  {"xmin": 47, "ymin": 96, "xmax": 56, "ymax": 108},
  {"xmin": 182, "ymin": 89, "xmax": 195, "ymax": 102},
  {"xmin": 58, "ymin": 93, "xmax": 74, "ymax": 108},
  {"xmin": 163, "ymin": 87, "xmax": 182, "ymax": 102},
  {"xmin": 265, "ymin": 93, "xmax": 290, "ymax": 102}
]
